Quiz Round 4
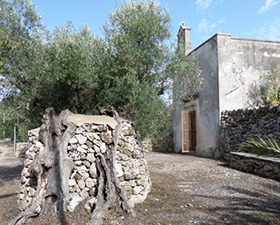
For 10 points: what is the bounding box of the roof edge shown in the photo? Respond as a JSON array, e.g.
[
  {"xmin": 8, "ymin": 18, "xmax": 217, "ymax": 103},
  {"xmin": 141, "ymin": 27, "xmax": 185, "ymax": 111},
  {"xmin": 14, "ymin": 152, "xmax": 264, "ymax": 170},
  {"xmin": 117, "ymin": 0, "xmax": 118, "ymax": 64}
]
[{"xmin": 188, "ymin": 33, "xmax": 231, "ymax": 56}]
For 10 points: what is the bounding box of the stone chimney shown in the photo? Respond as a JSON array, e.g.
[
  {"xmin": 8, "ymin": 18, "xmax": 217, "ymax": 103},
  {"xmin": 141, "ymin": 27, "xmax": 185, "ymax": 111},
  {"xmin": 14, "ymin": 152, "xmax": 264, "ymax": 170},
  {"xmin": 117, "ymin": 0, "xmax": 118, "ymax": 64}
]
[{"xmin": 177, "ymin": 23, "xmax": 191, "ymax": 55}]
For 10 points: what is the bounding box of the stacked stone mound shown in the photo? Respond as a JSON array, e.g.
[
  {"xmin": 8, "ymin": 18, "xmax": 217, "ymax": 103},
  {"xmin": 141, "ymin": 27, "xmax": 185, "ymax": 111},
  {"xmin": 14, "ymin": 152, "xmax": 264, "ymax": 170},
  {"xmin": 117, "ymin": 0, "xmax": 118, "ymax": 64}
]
[{"xmin": 18, "ymin": 115, "xmax": 151, "ymax": 213}]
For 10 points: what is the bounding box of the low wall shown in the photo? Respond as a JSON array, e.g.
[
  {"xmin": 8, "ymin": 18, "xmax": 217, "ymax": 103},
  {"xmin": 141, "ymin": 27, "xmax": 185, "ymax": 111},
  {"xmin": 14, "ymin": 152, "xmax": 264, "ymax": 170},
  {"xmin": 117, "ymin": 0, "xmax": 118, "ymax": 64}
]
[
  {"xmin": 220, "ymin": 105, "xmax": 280, "ymax": 155},
  {"xmin": 229, "ymin": 152, "xmax": 280, "ymax": 180}
]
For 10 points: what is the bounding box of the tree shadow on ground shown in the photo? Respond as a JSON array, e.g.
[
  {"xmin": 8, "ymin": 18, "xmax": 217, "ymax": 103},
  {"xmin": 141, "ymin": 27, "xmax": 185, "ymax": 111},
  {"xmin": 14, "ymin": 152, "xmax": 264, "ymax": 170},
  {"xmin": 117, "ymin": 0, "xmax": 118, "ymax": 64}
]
[
  {"xmin": 193, "ymin": 184, "xmax": 280, "ymax": 225},
  {"xmin": 0, "ymin": 164, "xmax": 23, "ymax": 186},
  {"xmin": 0, "ymin": 193, "xmax": 18, "ymax": 199}
]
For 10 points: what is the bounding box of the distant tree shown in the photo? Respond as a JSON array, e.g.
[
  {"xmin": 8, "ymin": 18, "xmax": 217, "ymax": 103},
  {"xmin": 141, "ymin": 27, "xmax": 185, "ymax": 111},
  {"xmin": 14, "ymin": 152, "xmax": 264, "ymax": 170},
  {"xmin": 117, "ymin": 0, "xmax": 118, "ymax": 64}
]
[
  {"xmin": 260, "ymin": 64, "xmax": 280, "ymax": 105},
  {"xmin": 0, "ymin": 0, "xmax": 46, "ymax": 140},
  {"xmin": 168, "ymin": 44, "xmax": 203, "ymax": 105},
  {"xmin": 247, "ymin": 64, "xmax": 280, "ymax": 106},
  {"xmin": 0, "ymin": 0, "xmax": 202, "ymax": 141},
  {"xmin": 100, "ymin": 0, "xmax": 173, "ymax": 138}
]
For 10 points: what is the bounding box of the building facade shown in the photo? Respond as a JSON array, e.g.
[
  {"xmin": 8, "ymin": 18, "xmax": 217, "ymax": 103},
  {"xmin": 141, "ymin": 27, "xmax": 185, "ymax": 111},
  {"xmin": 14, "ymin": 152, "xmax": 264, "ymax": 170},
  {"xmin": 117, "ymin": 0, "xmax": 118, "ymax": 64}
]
[{"xmin": 173, "ymin": 24, "xmax": 280, "ymax": 157}]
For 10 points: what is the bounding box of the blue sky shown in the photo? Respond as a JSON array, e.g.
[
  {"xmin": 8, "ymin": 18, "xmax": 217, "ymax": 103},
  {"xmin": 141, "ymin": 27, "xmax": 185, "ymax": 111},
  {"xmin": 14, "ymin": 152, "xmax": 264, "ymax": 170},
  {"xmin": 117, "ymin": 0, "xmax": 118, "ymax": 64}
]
[{"xmin": 32, "ymin": 0, "xmax": 280, "ymax": 49}]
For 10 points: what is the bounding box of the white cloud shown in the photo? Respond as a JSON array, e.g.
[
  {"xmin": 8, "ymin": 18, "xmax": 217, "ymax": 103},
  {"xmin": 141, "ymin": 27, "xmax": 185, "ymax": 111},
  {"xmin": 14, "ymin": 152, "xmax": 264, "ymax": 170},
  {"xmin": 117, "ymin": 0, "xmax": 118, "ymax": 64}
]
[
  {"xmin": 198, "ymin": 18, "xmax": 223, "ymax": 33},
  {"xmin": 198, "ymin": 19, "xmax": 208, "ymax": 31},
  {"xmin": 196, "ymin": 0, "xmax": 212, "ymax": 10},
  {"xmin": 259, "ymin": 0, "xmax": 278, "ymax": 13},
  {"xmin": 245, "ymin": 18, "xmax": 280, "ymax": 41}
]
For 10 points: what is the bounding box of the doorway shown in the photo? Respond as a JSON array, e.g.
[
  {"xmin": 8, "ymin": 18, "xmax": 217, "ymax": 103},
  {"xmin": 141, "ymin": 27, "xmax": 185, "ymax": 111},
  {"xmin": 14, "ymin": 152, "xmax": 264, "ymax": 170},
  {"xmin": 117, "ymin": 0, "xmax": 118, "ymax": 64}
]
[{"xmin": 181, "ymin": 110, "xmax": 196, "ymax": 152}]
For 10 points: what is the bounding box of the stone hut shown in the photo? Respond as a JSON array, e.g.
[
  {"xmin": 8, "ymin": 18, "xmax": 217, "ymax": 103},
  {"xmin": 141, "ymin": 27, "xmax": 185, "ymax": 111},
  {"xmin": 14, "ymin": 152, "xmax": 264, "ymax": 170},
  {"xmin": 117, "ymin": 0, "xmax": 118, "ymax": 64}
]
[{"xmin": 18, "ymin": 113, "xmax": 151, "ymax": 212}]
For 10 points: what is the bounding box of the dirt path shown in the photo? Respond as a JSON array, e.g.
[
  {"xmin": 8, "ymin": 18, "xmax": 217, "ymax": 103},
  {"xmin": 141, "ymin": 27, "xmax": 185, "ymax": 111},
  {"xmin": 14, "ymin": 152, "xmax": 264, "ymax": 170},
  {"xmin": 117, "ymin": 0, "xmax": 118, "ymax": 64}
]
[
  {"xmin": 0, "ymin": 143, "xmax": 24, "ymax": 224},
  {"xmin": 1, "ymin": 150, "xmax": 280, "ymax": 225},
  {"xmin": 131, "ymin": 152, "xmax": 280, "ymax": 225}
]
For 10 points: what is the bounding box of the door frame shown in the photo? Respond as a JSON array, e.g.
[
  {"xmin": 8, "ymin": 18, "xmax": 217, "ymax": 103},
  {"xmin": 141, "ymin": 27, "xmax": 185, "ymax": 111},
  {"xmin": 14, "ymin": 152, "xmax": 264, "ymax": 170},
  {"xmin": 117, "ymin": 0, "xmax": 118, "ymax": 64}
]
[{"xmin": 181, "ymin": 110, "xmax": 197, "ymax": 153}]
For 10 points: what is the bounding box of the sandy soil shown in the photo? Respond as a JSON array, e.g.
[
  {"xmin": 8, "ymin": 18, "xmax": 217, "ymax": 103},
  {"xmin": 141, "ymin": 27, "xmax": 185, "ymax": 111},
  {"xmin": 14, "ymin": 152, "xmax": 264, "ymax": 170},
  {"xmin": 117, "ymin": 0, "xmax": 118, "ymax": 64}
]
[{"xmin": 1, "ymin": 147, "xmax": 280, "ymax": 225}]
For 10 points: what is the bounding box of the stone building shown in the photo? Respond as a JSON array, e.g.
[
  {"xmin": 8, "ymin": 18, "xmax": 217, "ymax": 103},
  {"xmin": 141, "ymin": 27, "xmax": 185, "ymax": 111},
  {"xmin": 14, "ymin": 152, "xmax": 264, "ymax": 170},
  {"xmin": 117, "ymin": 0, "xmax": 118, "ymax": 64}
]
[{"xmin": 173, "ymin": 23, "xmax": 280, "ymax": 157}]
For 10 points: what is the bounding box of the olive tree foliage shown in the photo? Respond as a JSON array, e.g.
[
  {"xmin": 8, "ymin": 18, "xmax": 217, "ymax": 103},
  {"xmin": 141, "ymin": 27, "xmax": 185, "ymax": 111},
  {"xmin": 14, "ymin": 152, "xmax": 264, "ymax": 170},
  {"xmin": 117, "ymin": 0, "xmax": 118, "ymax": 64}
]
[
  {"xmin": 0, "ymin": 0, "xmax": 45, "ymax": 140},
  {"xmin": 168, "ymin": 44, "xmax": 203, "ymax": 105},
  {"xmin": 101, "ymin": 0, "xmax": 173, "ymax": 138},
  {"xmin": 247, "ymin": 64, "xmax": 280, "ymax": 106},
  {"xmin": 0, "ymin": 0, "xmax": 202, "ymax": 141}
]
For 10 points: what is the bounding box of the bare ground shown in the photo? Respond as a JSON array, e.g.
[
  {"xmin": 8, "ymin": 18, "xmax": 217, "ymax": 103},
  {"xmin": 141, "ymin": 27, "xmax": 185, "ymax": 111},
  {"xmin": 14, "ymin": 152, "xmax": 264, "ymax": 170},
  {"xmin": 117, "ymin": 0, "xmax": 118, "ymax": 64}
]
[{"xmin": 1, "ymin": 145, "xmax": 280, "ymax": 225}]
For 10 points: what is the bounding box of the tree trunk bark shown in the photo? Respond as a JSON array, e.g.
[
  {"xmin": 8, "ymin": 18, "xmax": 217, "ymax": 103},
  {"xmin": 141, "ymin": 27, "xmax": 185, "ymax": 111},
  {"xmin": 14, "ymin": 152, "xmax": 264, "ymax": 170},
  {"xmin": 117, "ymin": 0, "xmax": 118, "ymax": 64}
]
[
  {"xmin": 87, "ymin": 107, "xmax": 134, "ymax": 225},
  {"xmin": 10, "ymin": 108, "xmax": 76, "ymax": 225},
  {"xmin": 10, "ymin": 107, "xmax": 133, "ymax": 225}
]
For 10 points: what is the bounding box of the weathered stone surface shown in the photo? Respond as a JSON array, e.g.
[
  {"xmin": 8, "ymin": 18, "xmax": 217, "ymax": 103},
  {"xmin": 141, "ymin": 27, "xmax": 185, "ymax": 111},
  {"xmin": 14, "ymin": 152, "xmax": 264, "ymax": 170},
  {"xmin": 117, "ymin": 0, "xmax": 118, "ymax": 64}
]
[
  {"xmin": 76, "ymin": 135, "xmax": 87, "ymax": 145},
  {"xmin": 101, "ymin": 132, "xmax": 113, "ymax": 144},
  {"xmin": 221, "ymin": 105, "xmax": 280, "ymax": 180},
  {"xmin": 100, "ymin": 142, "xmax": 106, "ymax": 153},
  {"xmin": 83, "ymin": 160, "xmax": 91, "ymax": 168},
  {"xmin": 85, "ymin": 178, "xmax": 95, "ymax": 188},
  {"xmin": 127, "ymin": 195, "xmax": 146, "ymax": 208},
  {"xmin": 18, "ymin": 117, "xmax": 151, "ymax": 213},
  {"xmin": 68, "ymin": 196, "xmax": 83, "ymax": 212},
  {"xmin": 228, "ymin": 152, "xmax": 280, "ymax": 181},
  {"xmin": 69, "ymin": 137, "xmax": 78, "ymax": 144},
  {"xmin": 80, "ymin": 189, "xmax": 89, "ymax": 198},
  {"xmin": 89, "ymin": 164, "xmax": 97, "ymax": 178},
  {"xmin": 69, "ymin": 179, "xmax": 77, "ymax": 187},
  {"xmin": 115, "ymin": 163, "xmax": 124, "ymax": 177},
  {"xmin": 133, "ymin": 186, "xmax": 144, "ymax": 195},
  {"xmin": 86, "ymin": 153, "xmax": 96, "ymax": 163},
  {"xmin": 78, "ymin": 180, "xmax": 86, "ymax": 189}
]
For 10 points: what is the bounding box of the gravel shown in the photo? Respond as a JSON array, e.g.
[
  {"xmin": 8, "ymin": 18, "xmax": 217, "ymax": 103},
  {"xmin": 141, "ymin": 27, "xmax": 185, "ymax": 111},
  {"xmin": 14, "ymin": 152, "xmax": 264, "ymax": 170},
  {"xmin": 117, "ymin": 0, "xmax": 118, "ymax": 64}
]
[{"xmin": 1, "ymin": 146, "xmax": 280, "ymax": 225}]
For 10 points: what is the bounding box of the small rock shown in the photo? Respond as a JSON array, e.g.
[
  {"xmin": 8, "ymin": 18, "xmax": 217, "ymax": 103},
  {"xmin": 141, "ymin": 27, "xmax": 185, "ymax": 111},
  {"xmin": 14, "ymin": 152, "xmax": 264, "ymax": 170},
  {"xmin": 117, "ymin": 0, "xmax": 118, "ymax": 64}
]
[
  {"xmin": 77, "ymin": 146, "xmax": 87, "ymax": 153},
  {"xmin": 76, "ymin": 135, "xmax": 87, "ymax": 145},
  {"xmin": 85, "ymin": 178, "xmax": 95, "ymax": 188},
  {"xmin": 22, "ymin": 167, "xmax": 30, "ymax": 177},
  {"xmin": 127, "ymin": 195, "xmax": 145, "ymax": 208},
  {"xmin": 68, "ymin": 196, "xmax": 82, "ymax": 212},
  {"xmin": 78, "ymin": 180, "xmax": 85, "ymax": 189},
  {"xmin": 69, "ymin": 179, "xmax": 77, "ymax": 187},
  {"xmin": 75, "ymin": 127, "xmax": 84, "ymax": 134},
  {"xmin": 93, "ymin": 140, "xmax": 102, "ymax": 147},
  {"xmin": 75, "ymin": 160, "xmax": 82, "ymax": 166},
  {"xmin": 80, "ymin": 189, "xmax": 89, "ymax": 198},
  {"xmin": 89, "ymin": 164, "xmax": 97, "ymax": 178},
  {"xmin": 101, "ymin": 133, "xmax": 113, "ymax": 144},
  {"xmin": 83, "ymin": 160, "xmax": 91, "ymax": 168},
  {"xmin": 116, "ymin": 164, "xmax": 124, "ymax": 177},
  {"xmin": 100, "ymin": 143, "xmax": 106, "ymax": 153},
  {"xmin": 94, "ymin": 145, "xmax": 100, "ymax": 153},
  {"xmin": 83, "ymin": 172, "xmax": 90, "ymax": 180},
  {"xmin": 35, "ymin": 141, "xmax": 43, "ymax": 148},
  {"xmin": 133, "ymin": 186, "xmax": 144, "ymax": 195},
  {"xmin": 89, "ymin": 187, "xmax": 96, "ymax": 196},
  {"xmin": 81, "ymin": 144, "xmax": 88, "ymax": 150},
  {"xmin": 69, "ymin": 137, "xmax": 78, "ymax": 144},
  {"xmin": 87, "ymin": 197, "xmax": 97, "ymax": 207},
  {"xmin": 87, "ymin": 153, "xmax": 96, "ymax": 163},
  {"xmin": 274, "ymin": 166, "xmax": 280, "ymax": 173}
]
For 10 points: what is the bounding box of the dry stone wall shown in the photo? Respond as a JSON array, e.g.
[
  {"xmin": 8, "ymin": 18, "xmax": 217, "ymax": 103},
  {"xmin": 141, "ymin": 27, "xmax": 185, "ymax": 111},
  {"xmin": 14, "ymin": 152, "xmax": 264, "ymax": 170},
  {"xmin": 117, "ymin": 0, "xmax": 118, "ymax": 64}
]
[
  {"xmin": 221, "ymin": 105, "xmax": 280, "ymax": 155},
  {"xmin": 229, "ymin": 152, "xmax": 280, "ymax": 180},
  {"xmin": 221, "ymin": 105, "xmax": 280, "ymax": 179},
  {"xmin": 18, "ymin": 116, "xmax": 151, "ymax": 213}
]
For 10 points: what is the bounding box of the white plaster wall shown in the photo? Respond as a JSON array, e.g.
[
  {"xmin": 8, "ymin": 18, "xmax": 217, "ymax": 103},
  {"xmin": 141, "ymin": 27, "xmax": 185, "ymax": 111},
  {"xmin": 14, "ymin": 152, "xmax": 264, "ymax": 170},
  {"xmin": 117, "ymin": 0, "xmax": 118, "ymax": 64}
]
[
  {"xmin": 195, "ymin": 37, "xmax": 220, "ymax": 156},
  {"xmin": 173, "ymin": 104, "xmax": 183, "ymax": 152},
  {"xmin": 173, "ymin": 36, "xmax": 220, "ymax": 156},
  {"xmin": 217, "ymin": 35, "xmax": 280, "ymax": 112}
]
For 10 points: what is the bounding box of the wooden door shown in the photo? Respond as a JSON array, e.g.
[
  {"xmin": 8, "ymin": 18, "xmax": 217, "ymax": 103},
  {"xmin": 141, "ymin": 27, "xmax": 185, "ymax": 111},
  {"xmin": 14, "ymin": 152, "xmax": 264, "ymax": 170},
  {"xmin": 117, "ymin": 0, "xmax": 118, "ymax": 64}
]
[
  {"xmin": 181, "ymin": 111, "xmax": 189, "ymax": 153},
  {"xmin": 189, "ymin": 111, "xmax": 196, "ymax": 151}
]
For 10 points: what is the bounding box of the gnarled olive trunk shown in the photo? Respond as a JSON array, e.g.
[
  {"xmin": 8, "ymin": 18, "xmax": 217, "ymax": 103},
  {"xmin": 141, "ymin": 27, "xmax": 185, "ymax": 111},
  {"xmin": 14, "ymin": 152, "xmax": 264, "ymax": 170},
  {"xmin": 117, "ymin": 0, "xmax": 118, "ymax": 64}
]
[{"xmin": 10, "ymin": 107, "xmax": 133, "ymax": 225}]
